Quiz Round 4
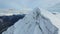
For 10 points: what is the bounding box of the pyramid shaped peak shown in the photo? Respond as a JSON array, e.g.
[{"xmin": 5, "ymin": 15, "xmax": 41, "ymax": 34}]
[{"xmin": 2, "ymin": 8, "xmax": 58, "ymax": 34}]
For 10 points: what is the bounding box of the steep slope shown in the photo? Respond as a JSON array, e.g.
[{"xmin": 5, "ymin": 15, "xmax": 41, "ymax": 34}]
[
  {"xmin": 2, "ymin": 8, "xmax": 58, "ymax": 34},
  {"xmin": 39, "ymin": 8, "xmax": 60, "ymax": 34},
  {"xmin": 0, "ymin": 14, "xmax": 25, "ymax": 34}
]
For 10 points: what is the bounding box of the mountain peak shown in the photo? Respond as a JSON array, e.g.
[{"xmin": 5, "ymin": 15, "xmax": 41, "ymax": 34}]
[{"xmin": 2, "ymin": 8, "xmax": 58, "ymax": 34}]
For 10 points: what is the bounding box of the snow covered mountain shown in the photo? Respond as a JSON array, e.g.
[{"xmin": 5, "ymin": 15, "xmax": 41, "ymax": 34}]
[
  {"xmin": 47, "ymin": 3, "xmax": 60, "ymax": 12},
  {"xmin": 2, "ymin": 8, "xmax": 58, "ymax": 34},
  {"xmin": 0, "ymin": 9, "xmax": 31, "ymax": 16}
]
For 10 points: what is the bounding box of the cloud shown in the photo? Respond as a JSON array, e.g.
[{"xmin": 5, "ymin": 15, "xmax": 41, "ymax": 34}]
[{"xmin": 0, "ymin": 0, "xmax": 60, "ymax": 9}]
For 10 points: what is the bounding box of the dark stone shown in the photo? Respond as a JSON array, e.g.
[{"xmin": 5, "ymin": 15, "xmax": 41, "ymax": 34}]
[{"xmin": 0, "ymin": 14, "xmax": 25, "ymax": 34}]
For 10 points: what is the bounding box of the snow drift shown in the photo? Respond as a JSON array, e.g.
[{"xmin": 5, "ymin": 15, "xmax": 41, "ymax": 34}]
[{"xmin": 2, "ymin": 8, "xmax": 58, "ymax": 34}]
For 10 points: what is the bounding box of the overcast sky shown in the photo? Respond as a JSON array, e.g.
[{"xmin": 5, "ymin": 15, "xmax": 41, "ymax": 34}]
[{"xmin": 0, "ymin": 0, "xmax": 60, "ymax": 10}]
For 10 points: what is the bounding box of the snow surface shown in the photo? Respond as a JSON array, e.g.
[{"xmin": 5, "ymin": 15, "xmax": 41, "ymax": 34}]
[
  {"xmin": 2, "ymin": 8, "xmax": 59, "ymax": 34},
  {"xmin": 54, "ymin": 13, "xmax": 60, "ymax": 19},
  {"xmin": 39, "ymin": 8, "xmax": 60, "ymax": 34}
]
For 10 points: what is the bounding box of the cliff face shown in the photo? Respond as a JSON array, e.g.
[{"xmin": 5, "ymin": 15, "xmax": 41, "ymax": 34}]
[
  {"xmin": 0, "ymin": 14, "xmax": 25, "ymax": 34},
  {"xmin": 2, "ymin": 8, "xmax": 58, "ymax": 34}
]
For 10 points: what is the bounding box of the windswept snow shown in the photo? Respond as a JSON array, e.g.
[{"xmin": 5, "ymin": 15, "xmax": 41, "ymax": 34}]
[
  {"xmin": 39, "ymin": 8, "xmax": 60, "ymax": 34},
  {"xmin": 2, "ymin": 8, "xmax": 58, "ymax": 34},
  {"xmin": 53, "ymin": 12, "xmax": 60, "ymax": 19}
]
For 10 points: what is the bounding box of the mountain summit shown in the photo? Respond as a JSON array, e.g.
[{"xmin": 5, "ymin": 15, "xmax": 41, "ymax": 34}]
[{"xmin": 2, "ymin": 8, "xmax": 58, "ymax": 34}]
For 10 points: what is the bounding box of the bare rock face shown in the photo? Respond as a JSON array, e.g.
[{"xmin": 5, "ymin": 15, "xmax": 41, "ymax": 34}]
[
  {"xmin": 2, "ymin": 8, "xmax": 58, "ymax": 34},
  {"xmin": 0, "ymin": 14, "xmax": 25, "ymax": 34}
]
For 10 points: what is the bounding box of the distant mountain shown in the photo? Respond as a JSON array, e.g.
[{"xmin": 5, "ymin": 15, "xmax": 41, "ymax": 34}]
[
  {"xmin": 2, "ymin": 8, "xmax": 58, "ymax": 34},
  {"xmin": 0, "ymin": 9, "xmax": 31, "ymax": 16},
  {"xmin": 47, "ymin": 3, "xmax": 60, "ymax": 12}
]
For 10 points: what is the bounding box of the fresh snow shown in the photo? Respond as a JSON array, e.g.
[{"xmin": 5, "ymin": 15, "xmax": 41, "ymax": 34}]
[
  {"xmin": 2, "ymin": 8, "xmax": 58, "ymax": 34},
  {"xmin": 53, "ymin": 12, "xmax": 60, "ymax": 19},
  {"xmin": 39, "ymin": 8, "xmax": 60, "ymax": 34}
]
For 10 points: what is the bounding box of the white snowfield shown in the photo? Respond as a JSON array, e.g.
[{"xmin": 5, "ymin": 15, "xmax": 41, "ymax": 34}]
[
  {"xmin": 54, "ymin": 13, "xmax": 60, "ymax": 19},
  {"xmin": 2, "ymin": 8, "xmax": 60, "ymax": 34},
  {"xmin": 40, "ymin": 8, "xmax": 60, "ymax": 34}
]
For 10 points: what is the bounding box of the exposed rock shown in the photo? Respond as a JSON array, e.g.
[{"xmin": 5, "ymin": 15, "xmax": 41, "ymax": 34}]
[
  {"xmin": 0, "ymin": 14, "xmax": 25, "ymax": 34},
  {"xmin": 2, "ymin": 8, "xmax": 58, "ymax": 34}
]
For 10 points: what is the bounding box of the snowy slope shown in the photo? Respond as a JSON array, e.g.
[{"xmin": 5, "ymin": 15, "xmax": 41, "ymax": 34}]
[
  {"xmin": 52, "ymin": 12, "xmax": 60, "ymax": 34},
  {"xmin": 54, "ymin": 13, "xmax": 60, "ymax": 19},
  {"xmin": 2, "ymin": 8, "xmax": 58, "ymax": 34},
  {"xmin": 39, "ymin": 8, "xmax": 60, "ymax": 34}
]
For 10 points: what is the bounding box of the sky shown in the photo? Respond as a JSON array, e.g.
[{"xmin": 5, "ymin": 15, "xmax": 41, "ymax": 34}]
[{"xmin": 0, "ymin": 0, "xmax": 60, "ymax": 10}]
